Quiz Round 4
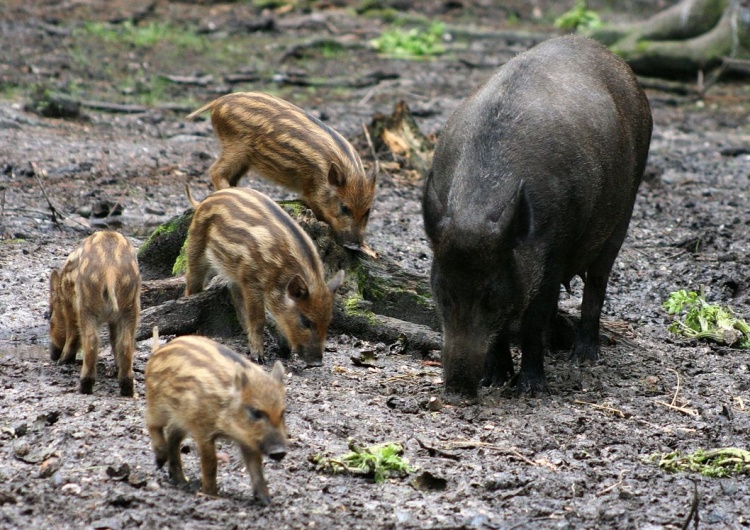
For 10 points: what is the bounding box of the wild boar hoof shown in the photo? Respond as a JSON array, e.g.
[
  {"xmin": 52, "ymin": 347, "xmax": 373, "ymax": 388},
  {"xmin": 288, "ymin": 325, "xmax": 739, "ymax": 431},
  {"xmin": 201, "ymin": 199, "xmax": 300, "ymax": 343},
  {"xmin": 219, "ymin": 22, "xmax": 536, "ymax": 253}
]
[
  {"xmin": 80, "ymin": 378, "xmax": 95, "ymax": 395},
  {"xmin": 569, "ymin": 342, "xmax": 601, "ymax": 364},
  {"xmin": 119, "ymin": 378, "xmax": 134, "ymax": 397},
  {"xmin": 515, "ymin": 373, "xmax": 548, "ymax": 397},
  {"xmin": 255, "ymin": 492, "xmax": 272, "ymax": 506},
  {"xmin": 304, "ymin": 358, "xmax": 323, "ymax": 368}
]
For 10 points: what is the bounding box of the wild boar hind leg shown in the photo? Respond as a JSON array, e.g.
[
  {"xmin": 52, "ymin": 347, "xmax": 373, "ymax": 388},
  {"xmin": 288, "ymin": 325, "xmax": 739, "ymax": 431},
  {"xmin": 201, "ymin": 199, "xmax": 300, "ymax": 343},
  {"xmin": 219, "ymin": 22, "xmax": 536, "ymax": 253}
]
[
  {"xmin": 109, "ymin": 319, "xmax": 135, "ymax": 397},
  {"xmin": 165, "ymin": 426, "xmax": 190, "ymax": 488},
  {"xmin": 570, "ymin": 237, "xmax": 624, "ymax": 363},
  {"xmin": 78, "ymin": 318, "xmax": 100, "ymax": 394}
]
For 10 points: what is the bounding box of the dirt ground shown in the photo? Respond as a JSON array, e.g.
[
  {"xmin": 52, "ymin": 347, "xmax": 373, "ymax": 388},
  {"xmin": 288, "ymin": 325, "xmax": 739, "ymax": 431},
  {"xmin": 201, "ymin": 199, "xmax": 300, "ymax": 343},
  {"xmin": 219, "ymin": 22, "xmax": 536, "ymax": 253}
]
[{"xmin": 1, "ymin": 1, "xmax": 750, "ymax": 529}]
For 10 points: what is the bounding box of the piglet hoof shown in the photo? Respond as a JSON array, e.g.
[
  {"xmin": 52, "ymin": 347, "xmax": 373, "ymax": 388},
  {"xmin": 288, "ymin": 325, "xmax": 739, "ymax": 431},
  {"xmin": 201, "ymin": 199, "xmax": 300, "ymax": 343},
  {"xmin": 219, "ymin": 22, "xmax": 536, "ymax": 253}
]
[
  {"xmin": 154, "ymin": 454, "xmax": 167, "ymax": 469},
  {"xmin": 80, "ymin": 377, "xmax": 95, "ymax": 395},
  {"xmin": 254, "ymin": 492, "xmax": 272, "ymax": 506},
  {"xmin": 49, "ymin": 344, "xmax": 63, "ymax": 362},
  {"xmin": 119, "ymin": 378, "xmax": 134, "ymax": 397}
]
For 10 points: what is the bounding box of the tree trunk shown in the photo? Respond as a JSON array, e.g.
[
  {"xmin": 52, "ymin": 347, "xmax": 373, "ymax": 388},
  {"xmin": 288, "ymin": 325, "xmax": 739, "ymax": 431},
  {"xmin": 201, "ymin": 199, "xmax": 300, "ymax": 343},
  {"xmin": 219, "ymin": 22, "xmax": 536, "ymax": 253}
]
[{"xmin": 587, "ymin": 0, "xmax": 750, "ymax": 77}]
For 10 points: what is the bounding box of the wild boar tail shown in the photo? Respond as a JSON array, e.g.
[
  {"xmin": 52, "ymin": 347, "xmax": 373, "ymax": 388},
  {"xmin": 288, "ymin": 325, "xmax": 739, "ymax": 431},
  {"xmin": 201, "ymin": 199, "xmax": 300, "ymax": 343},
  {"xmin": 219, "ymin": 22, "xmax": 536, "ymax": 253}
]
[
  {"xmin": 104, "ymin": 275, "xmax": 119, "ymax": 314},
  {"xmin": 185, "ymin": 183, "xmax": 200, "ymax": 209},
  {"xmin": 152, "ymin": 326, "xmax": 160, "ymax": 353},
  {"xmin": 185, "ymin": 100, "xmax": 215, "ymax": 121}
]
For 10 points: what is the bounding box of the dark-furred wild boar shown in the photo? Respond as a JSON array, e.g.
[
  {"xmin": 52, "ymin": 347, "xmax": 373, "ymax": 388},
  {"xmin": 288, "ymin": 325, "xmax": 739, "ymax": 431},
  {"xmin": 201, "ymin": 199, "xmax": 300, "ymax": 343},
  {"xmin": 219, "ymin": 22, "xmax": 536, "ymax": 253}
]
[
  {"xmin": 185, "ymin": 187, "xmax": 345, "ymax": 366},
  {"xmin": 423, "ymin": 35, "xmax": 652, "ymax": 397},
  {"xmin": 145, "ymin": 329, "xmax": 287, "ymax": 505},
  {"xmin": 49, "ymin": 230, "xmax": 141, "ymax": 396},
  {"xmin": 187, "ymin": 91, "xmax": 376, "ymax": 248}
]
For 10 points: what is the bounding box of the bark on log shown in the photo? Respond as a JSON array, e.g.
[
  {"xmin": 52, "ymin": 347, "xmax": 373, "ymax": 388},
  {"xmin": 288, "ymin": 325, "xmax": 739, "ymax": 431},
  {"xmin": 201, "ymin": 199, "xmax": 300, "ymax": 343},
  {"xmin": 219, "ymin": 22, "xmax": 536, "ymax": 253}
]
[{"xmin": 135, "ymin": 201, "xmax": 441, "ymax": 352}]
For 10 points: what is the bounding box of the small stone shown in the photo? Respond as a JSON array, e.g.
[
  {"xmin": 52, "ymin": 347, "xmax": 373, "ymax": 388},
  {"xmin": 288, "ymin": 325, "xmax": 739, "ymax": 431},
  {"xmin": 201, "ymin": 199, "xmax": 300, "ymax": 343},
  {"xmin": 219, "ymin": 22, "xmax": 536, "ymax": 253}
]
[
  {"xmin": 40, "ymin": 457, "xmax": 62, "ymax": 478},
  {"xmin": 13, "ymin": 440, "xmax": 30, "ymax": 458},
  {"xmin": 61, "ymin": 483, "xmax": 82, "ymax": 495}
]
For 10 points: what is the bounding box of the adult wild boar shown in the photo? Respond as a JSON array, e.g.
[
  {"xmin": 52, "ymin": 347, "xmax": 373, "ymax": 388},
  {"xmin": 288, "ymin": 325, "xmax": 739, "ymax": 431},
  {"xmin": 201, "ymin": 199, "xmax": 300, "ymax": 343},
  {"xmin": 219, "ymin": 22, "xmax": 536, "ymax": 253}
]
[{"xmin": 423, "ymin": 35, "xmax": 652, "ymax": 397}]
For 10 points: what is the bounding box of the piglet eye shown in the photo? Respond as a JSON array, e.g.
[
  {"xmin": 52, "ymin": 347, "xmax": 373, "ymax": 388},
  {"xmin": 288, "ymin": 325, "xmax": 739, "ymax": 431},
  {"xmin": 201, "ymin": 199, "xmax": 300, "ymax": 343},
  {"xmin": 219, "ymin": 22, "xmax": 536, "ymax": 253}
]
[
  {"xmin": 299, "ymin": 315, "xmax": 313, "ymax": 330},
  {"xmin": 246, "ymin": 407, "xmax": 265, "ymax": 421},
  {"xmin": 339, "ymin": 204, "xmax": 352, "ymax": 217}
]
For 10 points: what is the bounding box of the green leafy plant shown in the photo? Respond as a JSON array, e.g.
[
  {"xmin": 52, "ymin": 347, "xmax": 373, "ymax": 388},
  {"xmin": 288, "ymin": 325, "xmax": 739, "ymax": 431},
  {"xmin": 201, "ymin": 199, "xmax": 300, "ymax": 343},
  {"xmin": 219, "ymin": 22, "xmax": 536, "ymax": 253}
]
[
  {"xmin": 82, "ymin": 20, "xmax": 206, "ymax": 50},
  {"xmin": 554, "ymin": 0, "xmax": 601, "ymax": 32},
  {"xmin": 656, "ymin": 448, "xmax": 750, "ymax": 478},
  {"xmin": 371, "ymin": 22, "xmax": 445, "ymax": 59},
  {"xmin": 663, "ymin": 289, "xmax": 750, "ymax": 347},
  {"xmin": 309, "ymin": 439, "xmax": 415, "ymax": 483}
]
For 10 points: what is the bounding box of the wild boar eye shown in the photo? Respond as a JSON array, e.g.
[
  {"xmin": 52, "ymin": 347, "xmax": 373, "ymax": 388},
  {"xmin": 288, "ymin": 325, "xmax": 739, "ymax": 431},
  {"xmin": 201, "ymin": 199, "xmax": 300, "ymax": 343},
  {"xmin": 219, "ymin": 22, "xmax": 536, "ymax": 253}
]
[
  {"xmin": 339, "ymin": 204, "xmax": 352, "ymax": 217},
  {"xmin": 246, "ymin": 407, "xmax": 266, "ymax": 422},
  {"xmin": 299, "ymin": 314, "xmax": 313, "ymax": 330}
]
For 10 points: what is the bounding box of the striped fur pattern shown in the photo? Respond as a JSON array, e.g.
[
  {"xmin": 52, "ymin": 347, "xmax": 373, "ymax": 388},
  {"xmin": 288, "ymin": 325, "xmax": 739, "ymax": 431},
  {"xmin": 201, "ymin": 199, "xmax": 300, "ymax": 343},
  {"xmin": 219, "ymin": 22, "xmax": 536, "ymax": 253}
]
[
  {"xmin": 187, "ymin": 91, "xmax": 377, "ymax": 247},
  {"xmin": 185, "ymin": 187, "xmax": 345, "ymax": 366},
  {"xmin": 145, "ymin": 332, "xmax": 287, "ymax": 504},
  {"xmin": 49, "ymin": 230, "xmax": 141, "ymax": 396}
]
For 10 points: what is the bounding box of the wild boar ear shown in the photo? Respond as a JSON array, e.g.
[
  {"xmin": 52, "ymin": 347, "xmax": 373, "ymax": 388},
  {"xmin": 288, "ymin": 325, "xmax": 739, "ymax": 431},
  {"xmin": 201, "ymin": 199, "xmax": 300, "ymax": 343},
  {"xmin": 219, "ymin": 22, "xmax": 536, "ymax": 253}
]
[
  {"xmin": 270, "ymin": 361, "xmax": 286, "ymax": 384},
  {"xmin": 287, "ymin": 275, "xmax": 309, "ymax": 301},
  {"xmin": 510, "ymin": 180, "xmax": 534, "ymax": 245},
  {"xmin": 327, "ymin": 270, "xmax": 345, "ymax": 293},
  {"xmin": 327, "ymin": 162, "xmax": 346, "ymax": 188},
  {"xmin": 422, "ymin": 171, "xmax": 445, "ymax": 242},
  {"xmin": 490, "ymin": 180, "xmax": 533, "ymax": 246}
]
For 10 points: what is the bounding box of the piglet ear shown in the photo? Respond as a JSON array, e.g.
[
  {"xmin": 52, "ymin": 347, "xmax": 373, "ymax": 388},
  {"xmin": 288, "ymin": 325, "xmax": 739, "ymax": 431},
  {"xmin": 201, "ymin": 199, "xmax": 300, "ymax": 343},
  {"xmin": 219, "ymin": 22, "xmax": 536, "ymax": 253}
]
[
  {"xmin": 49, "ymin": 269, "xmax": 61, "ymax": 294},
  {"xmin": 287, "ymin": 275, "xmax": 309, "ymax": 301},
  {"xmin": 271, "ymin": 361, "xmax": 286, "ymax": 384},
  {"xmin": 327, "ymin": 162, "xmax": 346, "ymax": 188},
  {"xmin": 233, "ymin": 368, "xmax": 249, "ymax": 390},
  {"xmin": 327, "ymin": 270, "xmax": 345, "ymax": 294}
]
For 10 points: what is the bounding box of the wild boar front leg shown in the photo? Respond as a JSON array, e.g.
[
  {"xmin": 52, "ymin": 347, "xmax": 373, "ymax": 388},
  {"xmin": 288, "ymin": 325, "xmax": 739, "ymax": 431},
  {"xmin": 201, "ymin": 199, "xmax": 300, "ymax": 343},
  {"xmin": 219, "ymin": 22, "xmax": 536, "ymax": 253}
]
[
  {"xmin": 517, "ymin": 284, "xmax": 560, "ymax": 396},
  {"xmin": 240, "ymin": 445, "xmax": 271, "ymax": 506},
  {"xmin": 165, "ymin": 426, "xmax": 189, "ymax": 487},
  {"xmin": 195, "ymin": 438, "xmax": 219, "ymax": 497},
  {"xmin": 481, "ymin": 332, "xmax": 514, "ymax": 388},
  {"xmin": 58, "ymin": 320, "xmax": 80, "ymax": 364},
  {"xmin": 241, "ymin": 287, "xmax": 267, "ymax": 364}
]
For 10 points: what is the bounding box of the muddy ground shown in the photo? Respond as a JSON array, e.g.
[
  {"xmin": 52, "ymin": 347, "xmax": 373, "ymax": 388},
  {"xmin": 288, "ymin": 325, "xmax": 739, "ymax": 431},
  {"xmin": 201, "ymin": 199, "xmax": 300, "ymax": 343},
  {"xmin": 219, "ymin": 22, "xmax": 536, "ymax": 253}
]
[{"xmin": 1, "ymin": 1, "xmax": 750, "ymax": 529}]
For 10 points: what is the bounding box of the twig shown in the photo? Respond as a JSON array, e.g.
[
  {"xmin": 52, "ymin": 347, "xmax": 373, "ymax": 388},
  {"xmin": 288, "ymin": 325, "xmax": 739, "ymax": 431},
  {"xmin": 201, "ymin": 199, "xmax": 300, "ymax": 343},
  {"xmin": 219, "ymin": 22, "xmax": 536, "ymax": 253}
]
[
  {"xmin": 668, "ymin": 368, "xmax": 682, "ymax": 407},
  {"xmin": 680, "ymin": 479, "xmax": 699, "ymax": 530},
  {"xmin": 655, "ymin": 368, "xmax": 699, "ymax": 416},
  {"xmin": 574, "ymin": 400, "xmax": 627, "ymax": 418},
  {"xmin": 361, "ymin": 121, "xmax": 380, "ymax": 177},
  {"xmin": 655, "ymin": 400, "xmax": 699, "ymax": 417},
  {"xmin": 596, "ymin": 479, "xmax": 623, "ymax": 497},
  {"xmin": 31, "ymin": 162, "xmax": 64, "ymax": 231}
]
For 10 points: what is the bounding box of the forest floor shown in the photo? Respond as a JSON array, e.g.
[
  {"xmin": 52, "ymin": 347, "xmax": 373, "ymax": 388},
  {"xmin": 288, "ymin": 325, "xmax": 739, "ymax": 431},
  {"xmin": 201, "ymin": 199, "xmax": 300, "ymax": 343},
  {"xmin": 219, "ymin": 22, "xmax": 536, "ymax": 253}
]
[{"xmin": 1, "ymin": 1, "xmax": 749, "ymax": 529}]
